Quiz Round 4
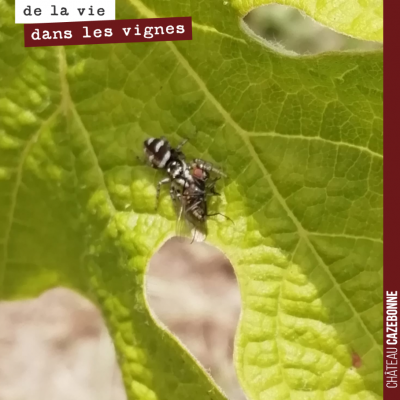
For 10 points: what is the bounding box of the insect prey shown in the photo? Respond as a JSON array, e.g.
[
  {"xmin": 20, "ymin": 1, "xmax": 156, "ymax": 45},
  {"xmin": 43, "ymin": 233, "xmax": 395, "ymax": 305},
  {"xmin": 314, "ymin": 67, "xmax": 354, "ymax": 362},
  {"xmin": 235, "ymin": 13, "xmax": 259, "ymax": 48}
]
[{"xmin": 143, "ymin": 136, "xmax": 231, "ymax": 241}]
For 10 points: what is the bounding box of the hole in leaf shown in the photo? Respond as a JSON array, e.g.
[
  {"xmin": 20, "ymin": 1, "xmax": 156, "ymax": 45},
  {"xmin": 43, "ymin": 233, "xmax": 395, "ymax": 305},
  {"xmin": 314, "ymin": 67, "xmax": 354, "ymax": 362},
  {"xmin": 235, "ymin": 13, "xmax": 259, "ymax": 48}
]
[
  {"xmin": 0, "ymin": 288, "xmax": 126, "ymax": 399},
  {"xmin": 146, "ymin": 237, "xmax": 244, "ymax": 400},
  {"xmin": 243, "ymin": 4, "xmax": 382, "ymax": 55}
]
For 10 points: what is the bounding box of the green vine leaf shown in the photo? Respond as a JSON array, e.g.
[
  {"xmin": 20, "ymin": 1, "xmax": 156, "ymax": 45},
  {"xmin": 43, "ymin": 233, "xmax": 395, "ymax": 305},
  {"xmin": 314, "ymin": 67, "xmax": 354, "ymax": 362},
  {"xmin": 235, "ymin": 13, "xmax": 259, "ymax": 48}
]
[{"xmin": 0, "ymin": 0, "xmax": 383, "ymax": 400}]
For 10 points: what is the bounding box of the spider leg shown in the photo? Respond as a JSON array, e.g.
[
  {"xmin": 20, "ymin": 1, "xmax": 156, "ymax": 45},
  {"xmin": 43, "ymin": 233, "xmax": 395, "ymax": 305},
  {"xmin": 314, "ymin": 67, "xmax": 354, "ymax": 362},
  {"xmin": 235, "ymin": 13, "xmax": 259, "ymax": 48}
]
[
  {"xmin": 176, "ymin": 138, "xmax": 188, "ymax": 151},
  {"xmin": 155, "ymin": 177, "xmax": 171, "ymax": 209},
  {"xmin": 207, "ymin": 212, "xmax": 234, "ymax": 224},
  {"xmin": 192, "ymin": 158, "xmax": 227, "ymax": 177}
]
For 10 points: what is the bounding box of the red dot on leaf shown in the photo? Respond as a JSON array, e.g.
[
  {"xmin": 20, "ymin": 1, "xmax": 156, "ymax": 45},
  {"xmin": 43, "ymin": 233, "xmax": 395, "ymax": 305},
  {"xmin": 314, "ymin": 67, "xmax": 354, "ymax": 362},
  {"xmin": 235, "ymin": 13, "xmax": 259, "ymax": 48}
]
[{"xmin": 351, "ymin": 352, "xmax": 362, "ymax": 368}]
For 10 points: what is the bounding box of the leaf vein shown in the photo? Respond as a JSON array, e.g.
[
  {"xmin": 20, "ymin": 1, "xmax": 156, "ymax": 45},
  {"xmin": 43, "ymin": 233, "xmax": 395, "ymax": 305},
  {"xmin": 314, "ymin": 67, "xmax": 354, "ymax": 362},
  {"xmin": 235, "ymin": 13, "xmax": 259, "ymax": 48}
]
[
  {"xmin": 0, "ymin": 110, "xmax": 60, "ymax": 294},
  {"xmin": 157, "ymin": 28, "xmax": 383, "ymax": 356}
]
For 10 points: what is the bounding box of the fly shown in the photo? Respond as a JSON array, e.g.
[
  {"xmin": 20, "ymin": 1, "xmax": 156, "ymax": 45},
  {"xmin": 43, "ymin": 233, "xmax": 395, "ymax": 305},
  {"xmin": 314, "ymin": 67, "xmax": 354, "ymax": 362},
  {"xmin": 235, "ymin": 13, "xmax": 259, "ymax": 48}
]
[{"xmin": 171, "ymin": 163, "xmax": 232, "ymax": 243}]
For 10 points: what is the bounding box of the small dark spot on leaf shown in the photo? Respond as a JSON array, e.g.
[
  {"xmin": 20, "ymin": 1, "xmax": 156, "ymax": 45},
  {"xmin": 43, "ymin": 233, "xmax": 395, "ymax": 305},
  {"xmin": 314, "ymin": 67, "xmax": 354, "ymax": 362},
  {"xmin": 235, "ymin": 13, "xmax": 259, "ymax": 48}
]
[{"xmin": 351, "ymin": 351, "xmax": 362, "ymax": 368}]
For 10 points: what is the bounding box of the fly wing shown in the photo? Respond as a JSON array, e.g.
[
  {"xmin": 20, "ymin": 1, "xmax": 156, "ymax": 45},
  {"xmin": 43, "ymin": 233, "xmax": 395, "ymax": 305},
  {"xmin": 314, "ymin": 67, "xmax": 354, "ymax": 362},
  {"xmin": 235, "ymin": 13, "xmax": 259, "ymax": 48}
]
[
  {"xmin": 183, "ymin": 191, "xmax": 208, "ymax": 243},
  {"xmin": 170, "ymin": 183, "xmax": 193, "ymax": 239},
  {"xmin": 172, "ymin": 186, "xmax": 207, "ymax": 242}
]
